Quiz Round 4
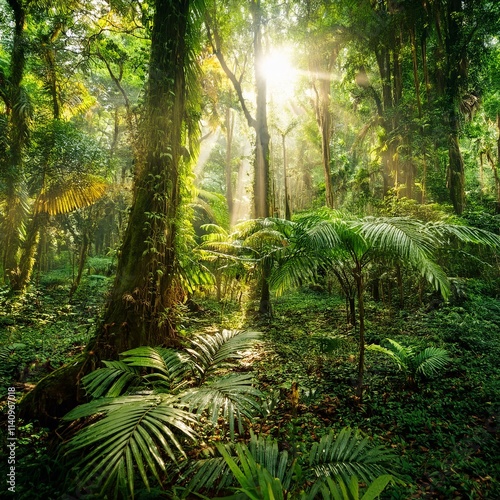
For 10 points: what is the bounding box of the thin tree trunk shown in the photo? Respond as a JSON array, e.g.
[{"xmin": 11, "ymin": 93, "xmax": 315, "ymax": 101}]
[
  {"xmin": 355, "ymin": 265, "xmax": 365, "ymax": 400},
  {"xmin": 282, "ymin": 133, "xmax": 291, "ymax": 220},
  {"xmin": 69, "ymin": 232, "xmax": 90, "ymax": 299},
  {"xmin": 251, "ymin": 0, "xmax": 271, "ymax": 220},
  {"xmin": 225, "ymin": 106, "xmax": 234, "ymax": 219}
]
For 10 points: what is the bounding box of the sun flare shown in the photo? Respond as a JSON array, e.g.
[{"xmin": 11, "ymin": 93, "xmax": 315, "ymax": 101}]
[{"xmin": 259, "ymin": 47, "xmax": 298, "ymax": 96}]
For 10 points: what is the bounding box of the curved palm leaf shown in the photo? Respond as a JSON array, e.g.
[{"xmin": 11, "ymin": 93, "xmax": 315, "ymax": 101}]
[
  {"xmin": 216, "ymin": 441, "xmax": 285, "ymax": 500},
  {"xmin": 183, "ymin": 432, "xmax": 291, "ymax": 496},
  {"xmin": 368, "ymin": 339, "xmax": 451, "ymax": 381},
  {"xmin": 306, "ymin": 474, "xmax": 394, "ymax": 500},
  {"xmin": 185, "ymin": 429, "xmax": 396, "ymax": 499},
  {"xmin": 121, "ymin": 346, "xmax": 193, "ymax": 390},
  {"xmin": 412, "ymin": 347, "xmax": 452, "ymax": 377},
  {"xmin": 307, "ymin": 428, "xmax": 396, "ymax": 487},
  {"xmin": 64, "ymin": 394, "xmax": 197, "ymax": 499},
  {"xmin": 186, "ymin": 329, "xmax": 261, "ymax": 381},
  {"xmin": 34, "ymin": 174, "xmax": 107, "ymax": 215},
  {"xmin": 82, "ymin": 360, "xmax": 141, "ymax": 398},
  {"xmin": 367, "ymin": 339, "xmax": 414, "ymax": 373},
  {"xmin": 180, "ymin": 373, "xmax": 262, "ymax": 438}
]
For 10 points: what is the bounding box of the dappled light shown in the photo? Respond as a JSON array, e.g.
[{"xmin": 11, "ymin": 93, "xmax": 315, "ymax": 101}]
[{"xmin": 1, "ymin": 0, "xmax": 499, "ymax": 498}]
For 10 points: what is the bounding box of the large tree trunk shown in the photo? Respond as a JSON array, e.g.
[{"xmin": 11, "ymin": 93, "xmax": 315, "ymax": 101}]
[
  {"xmin": 251, "ymin": 0, "xmax": 271, "ymax": 220},
  {"xmin": 20, "ymin": 0, "xmax": 193, "ymax": 424},
  {"xmin": 97, "ymin": 0, "xmax": 190, "ymax": 353},
  {"xmin": 442, "ymin": 0, "xmax": 467, "ymax": 214},
  {"xmin": 2, "ymin": 0, "xmax": 27, "ymax": 286}
]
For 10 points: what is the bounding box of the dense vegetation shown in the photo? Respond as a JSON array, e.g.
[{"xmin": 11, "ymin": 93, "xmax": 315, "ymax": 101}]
[{"xmin": 0, "ymin": 0, "xmax": 499, "ymax": 498}]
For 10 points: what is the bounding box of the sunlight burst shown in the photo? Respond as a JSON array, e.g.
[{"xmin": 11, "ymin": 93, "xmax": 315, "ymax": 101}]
[{"xmin": 259, "ymin": 47, "xmax": 298, "ymax": 97}]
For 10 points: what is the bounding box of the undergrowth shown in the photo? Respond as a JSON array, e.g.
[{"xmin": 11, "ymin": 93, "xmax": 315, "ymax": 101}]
[{"xmin": 0, "ymin": 275, "xmax": 498, "ymax": 498}]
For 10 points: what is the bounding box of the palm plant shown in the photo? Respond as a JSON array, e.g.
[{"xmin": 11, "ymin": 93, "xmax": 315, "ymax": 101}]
[
  {"xmin": 200, "ymin": 218, "xmax": 294, "ymax": 315},
  {"xmin": 62, "ymin": 329, "xmax": 262, "ymax": 499},
  {"xmin": 184, "ymin": 428, "xmax": 398, "ymax": 499},
  {"xmin": 270, "ymin": 209, "xmax": 500, "ymax": 399},
  {"xmin": 367, "ymin": 338, "xmax": 452, "ymax": 386}
]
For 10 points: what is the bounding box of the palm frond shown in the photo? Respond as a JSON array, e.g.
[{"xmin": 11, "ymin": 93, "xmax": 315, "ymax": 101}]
[
  {"xmin": 180, "ymin": 373, "xmax": 262, "ymax": 438},
  {"xmin": 121, "ymin": 346, "xmax": 192, "ymax": 390},
  {"xmin": 64, "ymin": 394, "xmax": 197, "ymax": 499},
  {"xmin": 428, "ymin": 221, "xmax": 500, "ymax": 248},
  {"xmin": 269, "ymin": 251, "xmax": 319, "ymax": 296},
  {"xmin": 34, "ymin": 175, "xmax": 107, "ymax": 215},
  {"xmin": 306, "ymin": 474, "xmax": 394, "ymax": 500},
  {"xmin": 307, "ymin": 428, "xmax": 396, "ymax": 487},
  {"xmin": 184, "ymin": 454, "xmax": 234, "ymax": 496},
  {"xmin": 357, "ymin": 217, "xmax": 437, "ymax": 261},
  {"xmin": 186, "ymin": 329, "xmax": 261, "ymax": 381},
  {"xmin": 412, "ymin": 347, "xmax": 451, "ymax": 377},
  {"xmin": 216, "ymin": 441, "xmax": 285, "ymax": 500},
  {"xmin": 247, "ymin": 432, "xmax": 293, "ymax": 491},
  {"xmin": 183, "ymin": 432, "xmax": 291, "ymax": 496},
  {"xmin": 81, "ymin": 361, "xmax": 141, "ymax": 398}
]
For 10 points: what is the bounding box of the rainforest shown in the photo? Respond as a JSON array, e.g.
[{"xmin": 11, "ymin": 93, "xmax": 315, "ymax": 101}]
[{"xmin": 0, "ymin": 0, "xmax": 499, "ymax": 498}]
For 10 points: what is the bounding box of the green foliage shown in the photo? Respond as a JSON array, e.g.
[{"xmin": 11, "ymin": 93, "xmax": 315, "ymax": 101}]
[
  {"xmin": 64, "ymin": 394, "xmax": 197, "ymax": 499},
  {"xmin": 63, "ymin": 329, "xmax": 263, "ymax": 498},
  {"xmin": 367, "ymin": 339, "xmax": 452, "ymax": 383},
  {"xmin": 184, "ymin": 428, "xmax": 397, "ymax": 499}
]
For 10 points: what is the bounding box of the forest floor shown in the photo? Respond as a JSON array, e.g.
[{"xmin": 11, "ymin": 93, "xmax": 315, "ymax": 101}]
[{"xmin": 0, "ymin": 271, "xmax": 499, "ymax": 499}]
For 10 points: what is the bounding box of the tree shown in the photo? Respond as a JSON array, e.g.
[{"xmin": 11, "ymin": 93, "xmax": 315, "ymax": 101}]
[
  {"xmin": 201, "ymin": 217, "xmax": 293, "ymax": 315},
  {"xmin": 20, "ymin": 0, "xmax": 205, "ymax": 423},
  {"xmin": 271, "ymin": 209, "xmax": 500, "ymax": 399},
  {"xmin": 94, "ymin": 0, "xmax": 202, "ymax": 353}
]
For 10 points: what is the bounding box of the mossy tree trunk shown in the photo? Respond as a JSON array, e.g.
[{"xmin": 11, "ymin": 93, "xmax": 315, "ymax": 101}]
[
  {"xmin": 94, "ymin": 0, "xmax": 191, "ymax": 354},
  {"xmin": 21, "ymin": 0, "xmax": 194, "ymax": 424},
  {"xmin": 2, "ymin": 0, "xmax": 27, "ymax": 287}
]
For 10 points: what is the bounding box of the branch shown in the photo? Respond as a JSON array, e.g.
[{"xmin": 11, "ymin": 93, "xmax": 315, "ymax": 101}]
[{"xmin": 205, "ymin": 13, "xmax": 256, "ymax": 130}]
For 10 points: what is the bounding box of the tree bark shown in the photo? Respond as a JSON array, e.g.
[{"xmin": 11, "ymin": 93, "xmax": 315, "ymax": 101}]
[
  {"xmin": 2, "ymin": 0, "xmax": 27, "ymax": 285},
  {"xmin": 225, "ymin": 106, "xmax": 235, "ymax": 219},
  {"xmin": 20, "ymin": 0, "xmax": 194, "ymax": 423}
]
